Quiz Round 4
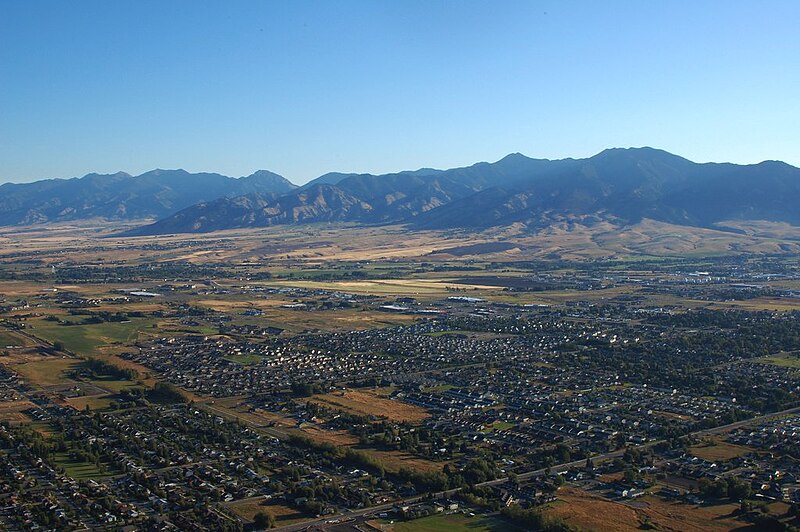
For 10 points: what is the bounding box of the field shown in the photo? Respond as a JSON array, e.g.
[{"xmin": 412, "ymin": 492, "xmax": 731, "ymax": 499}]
[
  {"xmin": 295, "ymin": 425, "xmax": 444, "ymax": 473},
  {"xmin": 65, "ymin": 395, "xmax": 115, "ymax": 411},
  {"xmin": 269, "ymin": 308, "xmax": 417, "ymax": 333},
  {"xmin": 309, "ymin": 389, "xmax": 430, "ymax": 423},
  {"xmin": 51, "ymin": 451, "xmax": 119, "ymax": 479},
  {"xmin": 755, "ymin": 352, "xmax": 800, "ymax": 368},
  {"xmin": 0, "ymin": 330, "xmax": 34, "ymax": 348},
  {"xmin": 196, "ymin": 299, "xmax": 417, "ymax": 333},
  {"xmin": 545, "ymin": 488, "xmax": 744, "ymax": 531},
  {"xmin": 703, "ymin": 298, "xmax": 800, "ymax": 312},
  {"xmin": 0, "ymin": 400, "xmax": 35, "ymax": 424},
  {"xmin": 25, "ymin": 318, "xmax": 157, "ymax": 356},
  {"xmin": 377, "ymin": 513, "xmax": 524, "ymax": 532},
  {"xmin": 689, "ymin": 439, "xmax": 755, "ymax": 461},
  {"xmin": 269, "ymin": 278, "xmax": 497, "ymax": 297},
  {"xmin": 3, "ymin": 218, "xmax": 800, "ymax": 269},
  {"xmin": 226, "ymin": 499, "xmax": 312, "ymax": 525},
  {"xmin": 12, "ymin": 357, "xmax": 79, "ymax": 386},
  {"xmin": 224, "ymin": 353, "xmax": 265, "ymax": 365},
  {"xmin": 482, "ymin": 421, "xmax": 515, "ymax": 432}
]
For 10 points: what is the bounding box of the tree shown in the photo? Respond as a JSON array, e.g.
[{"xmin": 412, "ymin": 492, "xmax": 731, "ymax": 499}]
[{"xmin": 252, "ymin": 510, "xmax": 275, "ymax": 529}]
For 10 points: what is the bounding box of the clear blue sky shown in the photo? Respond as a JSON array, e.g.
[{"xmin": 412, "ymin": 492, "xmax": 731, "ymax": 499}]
[{"xmin": 1, "ymin": 1, "xmax": 798, "ymax": 184}]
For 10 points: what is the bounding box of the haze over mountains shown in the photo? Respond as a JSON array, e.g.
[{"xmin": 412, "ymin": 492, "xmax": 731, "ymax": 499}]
[
  {"xmin": 2, "ymin": 148, "xmax": 799, "ymax": 235},
  {"xmin": 0, "ymin": 169, "xmax": 295, "ymax": 225}
]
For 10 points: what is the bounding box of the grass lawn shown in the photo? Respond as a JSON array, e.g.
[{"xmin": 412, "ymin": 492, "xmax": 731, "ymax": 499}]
[
  {"xmin": 482, "ymin": 421, "xmax": 515, "ymax": 432},
  {"xmin": 52, "ymin": 451, "xmax": 118, "ymax": 479},
  {"xmin": 387, "ymin": 513, "xmax": 523, "ymax": 532}
]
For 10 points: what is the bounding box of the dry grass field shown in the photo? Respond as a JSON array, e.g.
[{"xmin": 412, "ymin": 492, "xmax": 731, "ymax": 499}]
[
  {"xmin": 702, "ymin": 298, "xmax": 800, "ymax": 312},
  {"xmin": 0, "ymin": 400, "xmax": 35, "ymax": 424},
  {"xmin": 689, "ymin": 438, "xmax": 757, "ymax": 461},
  {"xmin": 2, "ymin": 218, "xmax": 800, "ymax": 268},
  {"xmin": 65, "ymin": 396, "xmax": 115, "ymax": 411},
  {"xmin": 12, "ymin": 357, "xmax": 79, "ymax": 386},
  {"xmin": 545, "ymin": 488, "xmax": 744, "ymax": 531},
  {"xmin": 308, "ymin": 389, "xmax": 430, "ymax": 423},
  {"xmin": 226, "ymin": 499, "xmax": 312, "ymax": 525},
  {"xmin": 294, "ymin": 425, "xmax": 444, "ymax": 473}
]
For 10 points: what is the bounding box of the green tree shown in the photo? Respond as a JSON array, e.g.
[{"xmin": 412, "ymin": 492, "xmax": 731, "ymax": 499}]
[{"xmin": 252, "ymin": 510, "xmax": 275, "ymax": 529}]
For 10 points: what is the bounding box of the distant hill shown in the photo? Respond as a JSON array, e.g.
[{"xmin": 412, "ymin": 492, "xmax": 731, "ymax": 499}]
[
  {"xmin": 0, "ymin": 169, "xmax": 296, "ymax": 224},
  {"xmin": 126, "ymin": 148, "xmax": 800, "ymax": 235}
]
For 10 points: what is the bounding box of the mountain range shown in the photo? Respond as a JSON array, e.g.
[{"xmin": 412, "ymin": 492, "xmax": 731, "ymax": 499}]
[
  {"xmin": 2, "ymin": 148, "xmax": 799, "ymax": 235},
  {"xmin": 0, "ymin": 169, "xmax": 295, "ymax": 225}
]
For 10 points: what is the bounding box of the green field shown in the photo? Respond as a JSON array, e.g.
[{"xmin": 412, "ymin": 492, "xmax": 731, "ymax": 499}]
[
  {"xmin": 89, "ymin": 376, "xmax": 141, "ymax": 393},
  {"xmin": 27, "ymin": 318, "xmax": 156, "ymax": 355},
  {"xmin": 52, "ymin": 451, "xmax": 118, "ymax": 479},
  {"xmin": 386, "ymin": 513, "xmax": 523, "ymax": 532},
  {"xmin": 0, "ymin": 331, "xmax": 27, "ymax": 347},
  {"xmin": 224, "ymin": 353, "xmax": 265, "ymax": 365},
  {"xmin": 756, "ymin": 353, "xmax": 800, "ymax": 368},
  {"xmin": 421, "ymin": 384, "xmax": 455, "ymax": 393},
  {"xmin": 483, "ymin": 421, "xmax": 515, "ymax": 432}
]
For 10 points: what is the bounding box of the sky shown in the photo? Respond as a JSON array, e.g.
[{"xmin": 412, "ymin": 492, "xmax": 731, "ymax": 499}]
[{"xmin": 1, "ymin": 1, "xmax": 798, "ymax": 185}]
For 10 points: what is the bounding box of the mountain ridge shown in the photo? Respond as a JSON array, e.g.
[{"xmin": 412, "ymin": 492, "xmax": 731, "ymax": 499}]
[
  {"xmin": 3, "ymin": 148, "xmax": 799, "ymax": 235},
  {"xmin": 125, "ymin": 147, "xmax": 800, "ymax": 236},
  {"xmin": 0, "ymin": 169, "xmax": 297, "ymax": 225}
]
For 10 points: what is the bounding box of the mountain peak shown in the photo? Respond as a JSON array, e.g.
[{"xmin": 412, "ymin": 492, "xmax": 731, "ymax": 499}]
[
  {"xmin": 589, "ymin": 146, "xmax": 687, "ymax": 160},
  {"xmin": 245, "ymin": 169, "xmax": 283, "ymax": 179}
]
